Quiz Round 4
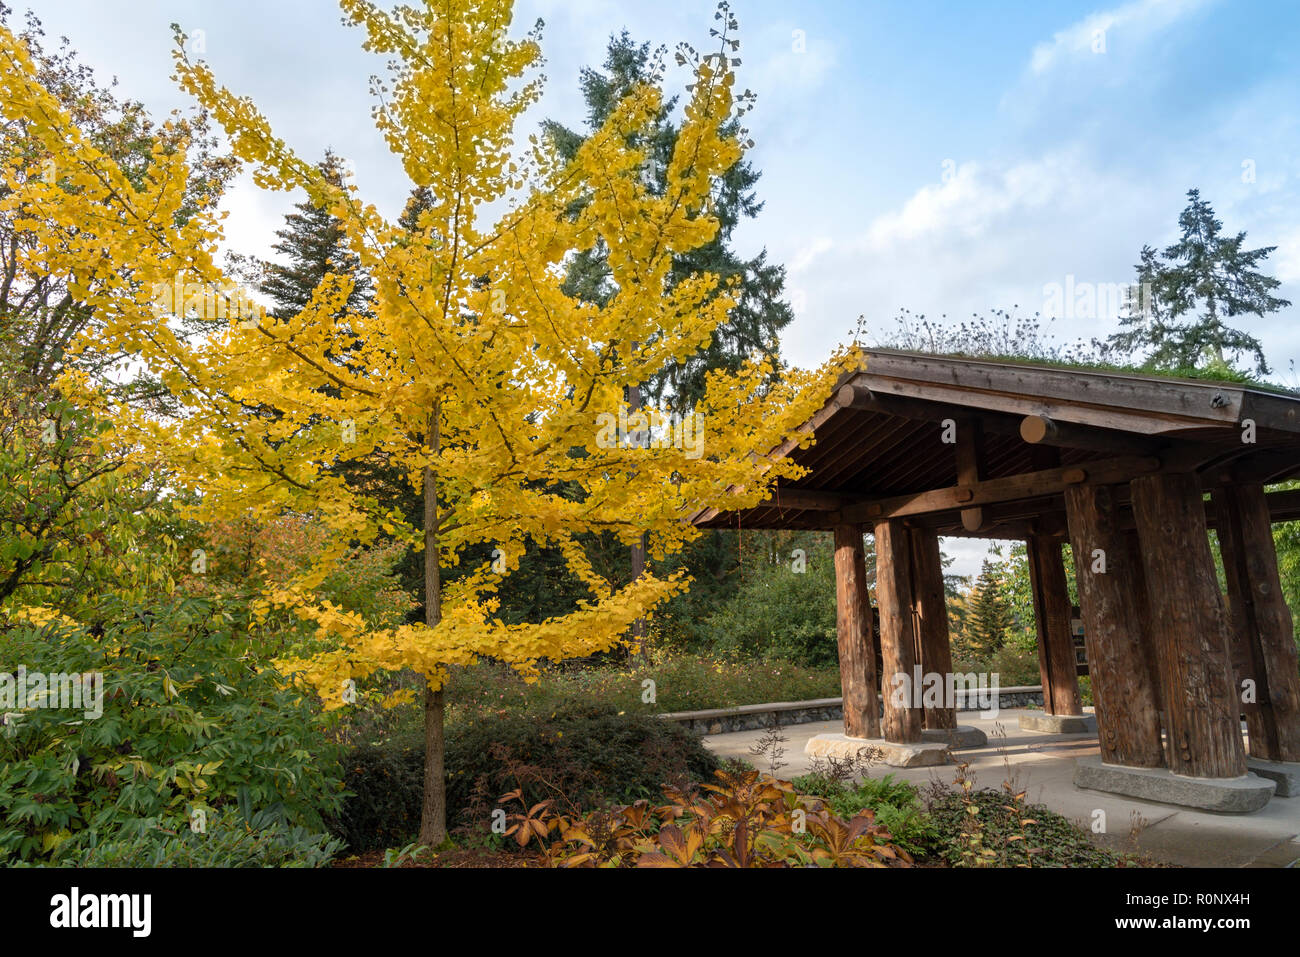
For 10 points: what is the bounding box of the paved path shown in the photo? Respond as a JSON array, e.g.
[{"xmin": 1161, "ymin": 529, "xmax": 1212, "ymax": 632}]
[{"xmin": 701, "ymin": 708, "xmax": 1300, "ymax": 867}]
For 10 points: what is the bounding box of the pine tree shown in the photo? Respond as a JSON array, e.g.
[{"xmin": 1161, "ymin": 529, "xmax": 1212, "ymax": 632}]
[
  {"xmin": 966, "ymin": 559, "xmax": 1010, "ymax": 660},
  {"xmin": 1109, "ymin": 189, "xmax": 1290, "ymax": 376},
  {"xmin": 256, "ymin": 151, "xmax": 371, "ymax": 320},
  {"xmin": 543, "ymin": 31, "xmax": 795, "ymax": 411}
]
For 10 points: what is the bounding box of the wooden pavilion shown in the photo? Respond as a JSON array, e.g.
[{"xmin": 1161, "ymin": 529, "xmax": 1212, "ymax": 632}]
[{"xmin": 695, "ymin": 349, "xmax": 1300, "ymax": 810}]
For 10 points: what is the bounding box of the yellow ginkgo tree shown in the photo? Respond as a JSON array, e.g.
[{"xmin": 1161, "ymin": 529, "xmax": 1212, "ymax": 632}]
[{"xmin": 5, "ymin": 0, "xmax": 849, "ymax": 844}]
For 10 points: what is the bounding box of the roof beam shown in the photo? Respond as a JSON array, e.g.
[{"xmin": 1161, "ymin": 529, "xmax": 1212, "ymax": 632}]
[
  {"xmin": 833, "ymin": 454, "xmax": 1163, "ymax": 524},
  {"xmin": 1019, "ymin": 414, "xmax": 1163, "ymax": 456},
  {"xmin": 757, "ymin": 487, "xmax": 857, "ymax": 512},
  {"xmin": 860, "ymin": 351, "xmax": 1248, "ymax": 431},
  {"xmin": 835, "ymin": 383, "xmax": 1022, "ymax": 436}
]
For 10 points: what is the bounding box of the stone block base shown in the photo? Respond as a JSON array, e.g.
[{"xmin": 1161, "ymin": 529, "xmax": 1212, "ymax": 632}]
[
  {"xmin": 1074, "ymin": 755, "xmax": 1276, "ymax": 813},
  {"xmin": 1019, "ymin": 710, "xmax": 1097, "ymax": 734},
  {"xmin": 1246, "ymin": 758, "xmax": 1300, "ymax": 798},
  {"xmin": 921, "ymin": 725, "xmax": 988, "ymax": 750},
  {"xmin": 805, "ymin": 733, "xmax": 950, "ymax": 768}
]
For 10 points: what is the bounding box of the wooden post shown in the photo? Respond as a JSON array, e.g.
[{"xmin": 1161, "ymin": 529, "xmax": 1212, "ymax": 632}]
[
  {"xmin": 1131, "ymin": 472, "xmax": 1246, "ymax": 778},
  {"xmin": 833, "ymin": 524, "xmax": 881, "ymax": 739},
  {"xmin": 1213, "ymin": 483, "xmax": 1300, "ymax": 762},
  {"xmin": 1124, "ymin": 528, "xmax": 1164, "ymax": 718},
  {"xmin": 909, "ymin": 526, "xmax": 957, "ymax": 730},
  {"xmin": 874, "ymin": 519, "xmax": 923, "ymax": 743},
  {"xmin": 1064, "ymin": 484, "xmax": 1164, "ymax": 767},
  {"xmin": 955, "ymin": 419, "xmax": 986, "ymax": 533},
  {"xmin": 1027, "ymin": 534, "xmax": 1083, "ymax": 716}
]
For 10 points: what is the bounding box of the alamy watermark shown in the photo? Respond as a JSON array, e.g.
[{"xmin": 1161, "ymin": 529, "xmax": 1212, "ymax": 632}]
[
  {"xmin": 151, "ymin": 271, "xmax": 265, "ymax": 326},
  {"xmin": 0, "ymin": 667, "xmax": 103, "ymax": 721},
  {"xmin": 1042, "ymin": 276, "xmax": 1152, "ymax": 321},
  {"xmin": 595, "ymin": 408, "xmax": 704, "ymax": 459},
  {"xmin": 889, "ymin": 666, "xmax": 1001, "ymax": 719}
]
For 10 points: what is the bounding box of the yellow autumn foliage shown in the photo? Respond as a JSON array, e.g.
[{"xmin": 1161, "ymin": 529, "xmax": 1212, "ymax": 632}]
[{"xmin": 0, "ymin": 0, "xmax": 855, "ymax": 705}]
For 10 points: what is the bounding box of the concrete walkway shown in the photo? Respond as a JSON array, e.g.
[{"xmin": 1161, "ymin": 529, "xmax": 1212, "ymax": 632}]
[{"xmin": 701, "ymin": 708, "xmax": 1300, "ymax": 867}]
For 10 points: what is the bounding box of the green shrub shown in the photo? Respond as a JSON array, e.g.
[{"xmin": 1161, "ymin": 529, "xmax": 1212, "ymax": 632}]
[
  {"xmin": 988, "ymin": 647, "xmax": 1043, "ymax": 686},
  {"xmin": 331, "ymin": 704, "xmax": 720, "ymax": 853},
  {"xmin": 694, "ymin": 552, "xmax": 839, "ymax": 666},
  {"xmin": 791, "ymin": 771, "xmax": 938, "ymax": 858},
  {"xmin": 952, "ymin": 646, "xmax": 1042, "ymax": 687},
  {"xmin": 48, "ymin": 810, "xmax": 343, "ymax": 868},
  {"xmin": 440, "ymin": 654, "xmax": 841, "ymax": 722},
  {"xmin": 328, "ymin": 736, "xmax": 426, "ymax": 853},
  {"xmin": 1077, "ymin": 675, "xmax": 1093, "ymax": 706},
  {"xmin": 927, "ymin": 787, "xmax": 1134, "ymax": 867},
  {"xmin": 0, "ymin": 595, "xmax": 344, "ymax": 863}
]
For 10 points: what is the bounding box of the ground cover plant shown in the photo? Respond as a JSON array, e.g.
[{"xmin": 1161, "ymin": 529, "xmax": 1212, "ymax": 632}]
[{"xmin": 497, "ymin": 767, "xmax": 912, "ymax": 867}]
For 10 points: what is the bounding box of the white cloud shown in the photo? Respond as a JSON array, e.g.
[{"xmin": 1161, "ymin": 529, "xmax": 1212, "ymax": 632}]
[
  {"xmin": 1027, "ymin": 0, "xmax": 1213, "ymax": 75},
  {"xmin": 1271, "ymin": 226, "xmax": 1300, "ymax": 284},
  {"xmin": 772, "ymin": 147, "xmax": 1173, "ymax": 372},
  {"xmin": 788, "ymin": 237, "xmax": 834, "ymax": 273}
]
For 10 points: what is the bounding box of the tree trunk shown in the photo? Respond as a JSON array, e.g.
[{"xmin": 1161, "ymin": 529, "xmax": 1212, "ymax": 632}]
[
  {"xmin": 419, "ymin": 402, "xmax": 447, "ymax": 847},
  {"xmin": 628, "ymin": 376, "xmax": 647, "ymax": 664}
]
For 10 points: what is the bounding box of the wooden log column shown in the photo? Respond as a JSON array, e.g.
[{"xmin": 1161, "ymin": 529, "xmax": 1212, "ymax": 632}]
[
  {"xmin": 874, "ymin": 519, "xmax": 924, "ymax": 743},
  {"xmin": 1027, "ymin": 534, "xmax": 1084, "ymax": 716},
  {"xmin": 909, "ymin": 526, "xmax": 957, "ymax": 730},
  {"xmin": 833, "ymin": 524, "xmax": 881, "ymax": 739},
  {"xmin": 1131, "ymin": 472, "xmax": 1246, "ymax": 778},
  {"xmin": 1064, "ymin": 485, "xmax": 1164, "ymax": 767},
  {"xmin": 1124, "ymin": 528, "xmax": 1165, "ymax": 720},
  {"xmin": 1212, "ymin": 483, "xmax": 1300, "ymax": 762}
]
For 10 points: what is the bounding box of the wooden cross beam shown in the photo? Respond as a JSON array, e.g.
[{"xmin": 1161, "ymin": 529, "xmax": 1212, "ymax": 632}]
[
  {"xmin": 954, "ymin": 418, "xmax": 985, "ymax": 532},
  {"xmin": 832, "ymin": 454, "xmax": 1163, "ymax": 524},
  {"xmin": 1019, "ymin": 414, "xmax": 1164, "ymax": 456}
]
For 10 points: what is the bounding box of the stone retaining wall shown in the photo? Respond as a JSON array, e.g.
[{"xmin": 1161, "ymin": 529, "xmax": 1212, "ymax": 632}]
[{"xmin": 659, "ymin": 687, "xmax": 1045, "ymax": 735}]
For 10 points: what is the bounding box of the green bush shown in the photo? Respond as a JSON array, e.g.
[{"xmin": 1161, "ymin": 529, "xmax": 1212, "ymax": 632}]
[
  {"xmin": 442, "ymin": 654, "xmax": 841, "ymax": 721},
  {"xmin": 987, "ymin": 647, "xmax": 1043, "ymax": 686},
  {"xmin": 952, "ymin": 646, "xmax": 1042, "ymax": 687},
  {"xmin": 790, "ymin": 771, "xmax": 938, "ymax": 858},
  {"xmin": 1077, "ymin": 675, "xmax": 1094, "ymax": 706},
  {"xmin": 328, "ymin": 736, "xmax": 426, "ymax": 853},
  {"xmin": 0, "ymin": 594, "xmax": 344, "ymax": 863},
  {"xmin": 927, "ymin": 787, "xmax": 1134, "ymax": 867},
  {"xmin": 694, "ymin": 556, "xmax": 838, "ymax": 666},
  {"xmin": 48, "ymin": 810, "xmax": 343, "ymax": 867},
  {"xmin": 331, "ymin": 704, "xmax": 720, "ymax": 853}
]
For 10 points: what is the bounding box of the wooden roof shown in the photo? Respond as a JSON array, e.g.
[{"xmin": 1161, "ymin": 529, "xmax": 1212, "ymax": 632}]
[{"xmin": 694, "ymin": 349, "xmax": 1300, "ymax": 539}]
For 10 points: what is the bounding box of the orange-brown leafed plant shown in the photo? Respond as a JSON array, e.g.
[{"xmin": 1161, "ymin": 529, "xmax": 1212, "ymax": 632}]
[{"xmin": 501, "ymin": 768, "xmax": 912, "ymax": 868}]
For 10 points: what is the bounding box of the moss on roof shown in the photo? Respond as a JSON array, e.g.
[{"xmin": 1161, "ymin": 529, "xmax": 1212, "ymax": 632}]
[{"xmin": 867, "ymin": 348, "xmax": 1300, "ymax": 398}]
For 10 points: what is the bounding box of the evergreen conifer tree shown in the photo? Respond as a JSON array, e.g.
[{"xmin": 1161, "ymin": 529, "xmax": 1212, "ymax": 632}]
[
  {"xmin": 1110, "ymin": 189, "xmax": 1290, "ymax": 376},
  {"xmin": 966, "ymin": 559, "xmax": 1011, "ymax": 659},
  {"xmin": 543, "ymin": 31, "xmax": 794, "ymax": 411},
  {"xmin": 257, "ymin": 151, "xmax": 371, "ymax": 320}
]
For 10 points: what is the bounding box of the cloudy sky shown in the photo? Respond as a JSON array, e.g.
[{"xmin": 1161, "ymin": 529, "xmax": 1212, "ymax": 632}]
[{"xmin": 22, "ymin": 0, "xmax": 1300, "ymax": 575}]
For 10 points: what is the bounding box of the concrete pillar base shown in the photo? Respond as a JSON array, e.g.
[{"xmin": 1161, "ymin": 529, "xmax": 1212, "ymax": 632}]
[
  {"xmin": 921, "ymin": 725, "xmax": 988, "ymax": 750},
  {"xmin": 1019, "ymin": 710, "xmax": 1096, "ymax": 734},
  {"xmin": 1074, "ymin": 755, "xmax": 1276, "ymax": 813},
  {"xmin": 1246, "ymin": 758, "xmax": 1300, "ymax": 798},
  {"xmin": 805, "ymin": 732, "xmax": 951, "ymax": 768}
]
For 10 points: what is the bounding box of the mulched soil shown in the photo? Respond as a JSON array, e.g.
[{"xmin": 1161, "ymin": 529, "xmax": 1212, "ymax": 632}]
[{"xmin": 332, "ymin": 847, "xmax": 536, "ymax": 868}]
